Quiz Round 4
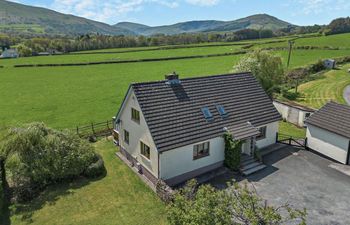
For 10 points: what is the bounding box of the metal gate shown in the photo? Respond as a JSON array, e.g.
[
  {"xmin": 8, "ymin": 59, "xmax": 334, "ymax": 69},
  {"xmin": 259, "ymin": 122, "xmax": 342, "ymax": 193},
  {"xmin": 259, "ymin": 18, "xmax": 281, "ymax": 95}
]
[{"xmin": 276, "ymin": 132, "xmax": 306, "ymax": 148}]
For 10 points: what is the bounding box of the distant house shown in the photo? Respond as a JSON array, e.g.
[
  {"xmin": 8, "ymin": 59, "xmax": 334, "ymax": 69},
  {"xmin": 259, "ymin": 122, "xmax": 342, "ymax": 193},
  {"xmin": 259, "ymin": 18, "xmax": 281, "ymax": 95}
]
[
  {"xmin": 0, "ymin": 48, "xmax": 19, "ymax": 59},
  {"xmin": 324, "ymin": 59, "xmax": 336, "ymax": 69},
  {"xmin": 305, "ymin": 102, "xmax": 350, "ymax": 164},
  {"xmin": 273, "ymin": 100, "xmax": 315, "ymax": 127},
  {"xmin": 113, "ymin": 72, "xmax": 281, "ymax": 186}
]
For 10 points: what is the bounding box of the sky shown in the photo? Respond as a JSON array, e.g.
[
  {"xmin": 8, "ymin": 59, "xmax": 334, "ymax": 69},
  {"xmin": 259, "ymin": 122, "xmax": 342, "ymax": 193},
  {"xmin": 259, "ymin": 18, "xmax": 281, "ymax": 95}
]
[{"xmin": 9, "ymin": 0, "xmax": 350, "ymax": 26}]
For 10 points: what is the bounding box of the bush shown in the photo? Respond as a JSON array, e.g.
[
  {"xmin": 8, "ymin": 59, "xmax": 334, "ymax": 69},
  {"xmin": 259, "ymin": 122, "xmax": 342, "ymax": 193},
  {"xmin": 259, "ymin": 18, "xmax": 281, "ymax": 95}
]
[
  {"xmin": 83, "ymin": 154, "xmax": 106, "ymax": 178},
  {"xmin": 1, "ymin": 123, "xmax": 103, "ymax": 202},
  {"xmin": 308, "ymin": 60, "xmax": 326, "ymax": 73}
]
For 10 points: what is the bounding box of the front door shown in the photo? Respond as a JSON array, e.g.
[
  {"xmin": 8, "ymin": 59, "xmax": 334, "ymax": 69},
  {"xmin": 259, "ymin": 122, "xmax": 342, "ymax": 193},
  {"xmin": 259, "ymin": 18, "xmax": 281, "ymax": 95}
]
[{"xmin": 241, "ymin": 139, "xmax": 252, "ymax": 155}]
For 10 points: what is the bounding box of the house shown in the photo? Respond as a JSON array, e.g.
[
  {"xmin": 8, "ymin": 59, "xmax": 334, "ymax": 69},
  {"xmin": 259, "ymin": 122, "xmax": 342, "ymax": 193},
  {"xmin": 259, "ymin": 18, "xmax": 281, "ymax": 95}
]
[
  {"xmin": 113, "ymin": 72, "xmax": 281, "ymax": 186},
  {"xmin": 0, "ymin": 48, "xmax": 19, "ymax": 59},
  {"xmin": 305, "ymin": 102, "xmax": 350, "ymax": 164},
  {"xmin": 273, "ymin": 99, "xmax": 315, "ymax": 127},
  {"xmin": 324, "ymin": 59, "xmax": 336, "ymax": 69}
]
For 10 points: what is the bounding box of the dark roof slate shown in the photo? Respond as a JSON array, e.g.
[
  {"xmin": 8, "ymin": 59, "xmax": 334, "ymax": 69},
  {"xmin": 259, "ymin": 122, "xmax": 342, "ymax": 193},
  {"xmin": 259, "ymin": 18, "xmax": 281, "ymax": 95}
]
[
  {"xmin": 132, "ymin": 72, "xmax": 281, "ymax": 152},
  {"xmin": 305, "ymin": 101, "xmax": 350, "ymax": 139}
]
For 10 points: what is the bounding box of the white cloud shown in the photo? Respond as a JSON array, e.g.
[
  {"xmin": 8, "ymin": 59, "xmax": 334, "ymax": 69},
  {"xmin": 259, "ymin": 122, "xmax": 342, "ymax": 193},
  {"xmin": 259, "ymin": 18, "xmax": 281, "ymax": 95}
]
[
  {"xmin": 51, "ymin": 0, "xmax": 179, "ymax": 24},
  {"xmin": 295, "ymin": 0, "xmax": 350, "ymax": 15},
  {"xmin": 185, "ymin": 0, "xmax": 220, "ymax": 6}
]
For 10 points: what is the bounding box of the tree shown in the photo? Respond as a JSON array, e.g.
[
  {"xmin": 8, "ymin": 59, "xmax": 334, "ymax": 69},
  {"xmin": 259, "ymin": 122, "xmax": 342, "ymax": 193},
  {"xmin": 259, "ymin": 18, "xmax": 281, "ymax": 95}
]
[
  {"xmin": 168, "ymin": 180, "xmax": 307, "ymax": 225},
  {"xmin": 16, "ymin": 44, "xmax": 32, "ymax": 57},
  {"xmin": 233, "ymin": 50, "xmax": 285, "ymax": 97}
]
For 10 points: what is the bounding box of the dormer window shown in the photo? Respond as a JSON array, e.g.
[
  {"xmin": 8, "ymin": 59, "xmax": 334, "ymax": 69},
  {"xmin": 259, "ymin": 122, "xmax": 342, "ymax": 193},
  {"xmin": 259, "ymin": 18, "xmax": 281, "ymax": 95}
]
[
  {"xmin": 201, "ymin": 107, "xmax": 213, "ymax": 121},
  {"xmin": 216, "ymin": 105, "xmax": 228, "ymax": 118}
]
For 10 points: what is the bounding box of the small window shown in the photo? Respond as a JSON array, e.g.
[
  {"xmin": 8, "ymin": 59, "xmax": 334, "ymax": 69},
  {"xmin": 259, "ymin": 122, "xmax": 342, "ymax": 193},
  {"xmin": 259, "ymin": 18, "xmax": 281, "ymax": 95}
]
[
  {"xmin": 305, "ymin": 113, "xmax": 311, "ymax": 118},
  {"xmin": 256, "ymin": 126, "xmax": 267, "ymax": 140},
  {"xmin": 193, "ymin": 142, "xmax": 210, "ymax": 160},
  {"xmin": 140, "ymin": 141, "xmax": 150, "ymax": 160},
  {"xmin": 201, "ymin": 107, "xmax": 213, "ymax": 121},
  {"xmin": 216, "ymin": 105, "xmax": 227, "ymax": 117},
  {"xmin": 124, "ymin": 130, "xmax": 129, "ymax": 144},
  {"xmin": 131, "ymin": 108, "xmax": 140, "ymax": 123}
]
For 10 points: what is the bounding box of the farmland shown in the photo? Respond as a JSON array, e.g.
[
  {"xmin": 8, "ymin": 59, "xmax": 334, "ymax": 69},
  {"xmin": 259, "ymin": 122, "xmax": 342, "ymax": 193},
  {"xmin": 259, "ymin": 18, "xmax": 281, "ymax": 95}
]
[{"xmin": 1, "ymin": 33, "xmax": 350, "ymax": 130}]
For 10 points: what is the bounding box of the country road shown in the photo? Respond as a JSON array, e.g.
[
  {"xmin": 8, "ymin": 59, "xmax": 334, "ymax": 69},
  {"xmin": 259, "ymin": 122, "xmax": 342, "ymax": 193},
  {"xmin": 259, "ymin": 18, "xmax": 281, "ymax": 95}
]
[{"xmin": 344, "ymin": 85, "xmax": 350, "ymax": 105}]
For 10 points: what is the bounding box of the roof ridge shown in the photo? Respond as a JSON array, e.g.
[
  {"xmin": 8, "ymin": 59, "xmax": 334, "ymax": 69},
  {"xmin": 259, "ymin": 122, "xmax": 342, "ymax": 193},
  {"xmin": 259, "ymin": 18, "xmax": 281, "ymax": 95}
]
[{"xmin": 131, "ymin": 72, "xmax": 252, "ymax": 86}]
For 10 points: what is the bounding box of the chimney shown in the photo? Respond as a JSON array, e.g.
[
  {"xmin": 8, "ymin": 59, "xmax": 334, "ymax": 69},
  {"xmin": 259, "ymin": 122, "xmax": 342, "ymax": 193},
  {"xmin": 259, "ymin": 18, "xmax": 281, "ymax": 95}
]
[{"xmin": 165, "ymin": 72, "xmax": 180, "ymax": 85}]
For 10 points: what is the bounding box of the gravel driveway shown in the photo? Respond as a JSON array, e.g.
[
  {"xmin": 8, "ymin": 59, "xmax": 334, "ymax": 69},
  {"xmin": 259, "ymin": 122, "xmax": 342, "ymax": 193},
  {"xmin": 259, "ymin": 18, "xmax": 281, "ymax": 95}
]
[{"xmin": 209, "ymin": 146, "xmax": 350, "ymax": 225}]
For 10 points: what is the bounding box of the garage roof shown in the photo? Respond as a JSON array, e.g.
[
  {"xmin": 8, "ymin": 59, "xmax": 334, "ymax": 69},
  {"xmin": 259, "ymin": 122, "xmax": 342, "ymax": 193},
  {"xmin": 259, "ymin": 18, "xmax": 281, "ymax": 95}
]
[{"xmin": 305, "ymin": 101, "xmax": 350, "ymax": 139}]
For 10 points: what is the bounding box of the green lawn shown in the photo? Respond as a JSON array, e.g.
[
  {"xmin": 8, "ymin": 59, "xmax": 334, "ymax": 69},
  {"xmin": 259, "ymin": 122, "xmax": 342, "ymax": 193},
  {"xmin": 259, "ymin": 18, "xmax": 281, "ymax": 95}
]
[
  {"xmin": 278, "ymin": 121, "xmax": 306, "ymax": 138},
  {"xmin": 6, "ymin": 140, "xmax": 167, "ymax": 225},
  {"xmin": 295, "ymin": 64, "xmax": 350, "ymax": 109}
]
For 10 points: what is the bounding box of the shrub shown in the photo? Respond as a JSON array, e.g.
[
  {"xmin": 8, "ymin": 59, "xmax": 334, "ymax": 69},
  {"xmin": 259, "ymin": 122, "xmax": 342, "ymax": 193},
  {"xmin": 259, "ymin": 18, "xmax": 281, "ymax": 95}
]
[
  {"xmin": 223, "ymin": 132, "xmax": 242, "ymax": 171},
  {"xmin": 83, "ymin": 154, "xmax": 106, "ymax": 178},
  {"xmin": 1, "ymin": 123, "xmax": 103, "ymax": 202}
]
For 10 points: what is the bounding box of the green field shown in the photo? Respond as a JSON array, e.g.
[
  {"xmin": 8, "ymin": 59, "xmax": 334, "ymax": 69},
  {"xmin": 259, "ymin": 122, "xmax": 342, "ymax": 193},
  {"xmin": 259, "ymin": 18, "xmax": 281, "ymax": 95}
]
[
  {"xmin": 295, "ymin": 64, "xmax": 350, "ymax": 109},
  {"xmin": 1, "ymin": 33, "xmax": 350, "ymax": 130},
  {"xmin": 5, "ymin": 140, "xmax": 167, "ymax": 225}
]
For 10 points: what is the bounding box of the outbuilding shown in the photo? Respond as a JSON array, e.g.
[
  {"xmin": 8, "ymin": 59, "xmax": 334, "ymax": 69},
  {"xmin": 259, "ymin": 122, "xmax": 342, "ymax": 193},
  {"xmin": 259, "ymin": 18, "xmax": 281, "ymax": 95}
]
[
  {"xmin": 305, "ymin": 102, "xmax": 350, "ymax": 164},
  {"xmin": 324, "ymin": 59, "xmax": 336, "ymax": 69},
  {"xmin": 273, "ymin": 99, "xmax": 315, "ymax": 127}
]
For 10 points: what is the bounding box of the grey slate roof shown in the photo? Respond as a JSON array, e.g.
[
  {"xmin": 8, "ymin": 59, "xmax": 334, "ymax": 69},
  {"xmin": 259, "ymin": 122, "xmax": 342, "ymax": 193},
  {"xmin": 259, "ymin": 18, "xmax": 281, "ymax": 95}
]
[
  {"xmin": 132, "ymin": 72, "xmax": 281, "ymax": 152},
  {"xmin": 305, "ymin": 101, "xmax": 350, "ymax": 139},
  {"xmin": 227, "ymin": 122, "xmax": 261, "ymax": 140}
]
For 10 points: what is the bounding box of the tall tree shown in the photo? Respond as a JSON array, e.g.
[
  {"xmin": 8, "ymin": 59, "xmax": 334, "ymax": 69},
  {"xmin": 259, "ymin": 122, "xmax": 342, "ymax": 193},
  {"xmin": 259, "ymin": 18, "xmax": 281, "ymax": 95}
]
[{"xmin": 233, "ymin": 50, "xmax": 285, "ymax": 97}]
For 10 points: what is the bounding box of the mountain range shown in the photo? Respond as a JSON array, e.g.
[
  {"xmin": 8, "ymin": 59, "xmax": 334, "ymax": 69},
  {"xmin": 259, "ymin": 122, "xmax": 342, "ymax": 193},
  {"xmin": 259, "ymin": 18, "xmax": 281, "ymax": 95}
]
[{"xmin": 0, "ymin": 0, "xmax": 294, "ymax": 36}]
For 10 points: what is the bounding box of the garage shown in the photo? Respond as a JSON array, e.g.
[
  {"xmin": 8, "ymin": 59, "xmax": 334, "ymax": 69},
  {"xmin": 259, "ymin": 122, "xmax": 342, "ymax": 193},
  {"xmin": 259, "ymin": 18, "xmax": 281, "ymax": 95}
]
[{"xmin": 305, "ymin": 102, "xmax": 350, "ymax": 164}]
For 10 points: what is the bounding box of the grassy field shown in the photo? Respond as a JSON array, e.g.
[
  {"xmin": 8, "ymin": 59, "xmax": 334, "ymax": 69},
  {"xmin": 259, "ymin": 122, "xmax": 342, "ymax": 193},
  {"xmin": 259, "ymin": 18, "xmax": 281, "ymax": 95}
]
[
  {"xmin": 1, "ymin": 34, "xmax": 350, "ymax": 130},
  {"xmin": 0, "ymin": 55, "xmax": 239, "ymax": 129},
  {"xmin": 4, "ymin": 140, "xmax": 167, "ymax": 225},
  {"xmin": 295, "ymin": 64, "xmax": 350, "ymax": 109},
  {"xmin": 0, "ymin": 44, "xmax": 244, "ymax": 67}
]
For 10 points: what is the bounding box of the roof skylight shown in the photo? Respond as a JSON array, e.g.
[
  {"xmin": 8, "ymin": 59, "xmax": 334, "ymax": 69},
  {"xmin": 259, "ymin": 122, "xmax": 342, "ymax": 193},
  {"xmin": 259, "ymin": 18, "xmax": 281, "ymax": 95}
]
[
  {"xmin": 216, "ymin": 105, "xmax": 228, "ymax": 118},
  {"xmin": 201, "ymin": 107, "xmax": 213, "ymax": 121}
]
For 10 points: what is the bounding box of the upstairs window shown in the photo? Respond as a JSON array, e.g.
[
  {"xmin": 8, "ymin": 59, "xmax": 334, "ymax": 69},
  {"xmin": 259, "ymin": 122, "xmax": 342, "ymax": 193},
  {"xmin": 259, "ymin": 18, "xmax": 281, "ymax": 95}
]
[
  {"xmin": 140, "ymin": 141, "xmax": 150, "ymax": 160},
  {"xmin": 131, "ymin": 108, "xmax": 140, "ymax": 123},
  {"xmin": 216, "ymin": 105, "xmax": 228, "ymax": 118},
  {"xmin": 193, "ymin": 142, "xmax": 210, "ymax": 160},
  {"xmin": 256, "ymin": 126, "xmax": 267, "ymax": 140},
  {"xmin": 201, "ymin": 107, "xmax": 213, "ymax": 121}
]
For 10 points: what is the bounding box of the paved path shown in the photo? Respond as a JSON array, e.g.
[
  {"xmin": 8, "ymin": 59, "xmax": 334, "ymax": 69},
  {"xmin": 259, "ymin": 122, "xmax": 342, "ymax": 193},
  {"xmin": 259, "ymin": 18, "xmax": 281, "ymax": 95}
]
[{"xmin": 344, "ymin": 85, "xmax": 350, "ymax": 105}]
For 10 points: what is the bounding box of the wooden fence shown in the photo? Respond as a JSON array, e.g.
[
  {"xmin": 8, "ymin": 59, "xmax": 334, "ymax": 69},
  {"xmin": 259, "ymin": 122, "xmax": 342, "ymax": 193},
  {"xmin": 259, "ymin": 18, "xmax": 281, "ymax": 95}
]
[{"xmin": 76, "ymin": 120, "xmax": 113, "ymax": 139}]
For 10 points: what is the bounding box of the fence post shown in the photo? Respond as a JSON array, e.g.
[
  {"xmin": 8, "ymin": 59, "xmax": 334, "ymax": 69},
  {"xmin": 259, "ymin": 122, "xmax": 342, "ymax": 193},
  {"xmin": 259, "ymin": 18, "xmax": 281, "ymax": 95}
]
[
  {"xmin": 91, "ymin": 122, "xmax": 95, "ymax": 135},
  {"xmin": 304, "ymin": 137, "xmax": 308, "ymax": 149},
  {"xmin": 289, "ymin": 138, "xmax": 292, "ymax": 145},
  {"xmin": 76, "ymin": 126, "xmax": 79, "ymax": 135},
  {"xmin": 276, "ymin": 132, "xmax": 278, "ymax": 143}
]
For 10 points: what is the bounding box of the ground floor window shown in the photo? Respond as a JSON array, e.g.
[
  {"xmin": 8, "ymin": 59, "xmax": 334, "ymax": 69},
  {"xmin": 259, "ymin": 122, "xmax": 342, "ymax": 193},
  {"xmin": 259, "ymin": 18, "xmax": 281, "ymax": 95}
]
[
  {"xmin": 140, "ymin": 141, "xmax": 150, "ymax": 160},
  {"xmin": 193, "ymin": 141, "xmax": 210, "ymax": 160},
  {"xmin": 124, "ymin": 129, "xmax": 129, "ymax": 144},
  {"xmin": 257, "ymin": 126, "xmax": 267, "ymax": 140}
]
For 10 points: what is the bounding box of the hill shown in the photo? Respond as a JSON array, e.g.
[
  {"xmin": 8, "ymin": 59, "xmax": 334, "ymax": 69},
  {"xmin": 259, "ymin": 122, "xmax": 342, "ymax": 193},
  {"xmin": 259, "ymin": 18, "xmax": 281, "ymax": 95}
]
[
  {"xmin": 114, "ymin": 14, "xmax": 293, "ymax": 35},
  {"xmin": 0, "ymin": 0, "xmax": 134, "ymax": 36}
]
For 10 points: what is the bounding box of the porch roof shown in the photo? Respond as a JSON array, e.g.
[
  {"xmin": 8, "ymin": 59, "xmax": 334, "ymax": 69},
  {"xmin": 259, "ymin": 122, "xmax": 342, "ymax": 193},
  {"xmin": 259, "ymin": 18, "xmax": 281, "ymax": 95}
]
[{"xmin": 227, "ymin": 122, "xmax": 260, "ymax": 140}]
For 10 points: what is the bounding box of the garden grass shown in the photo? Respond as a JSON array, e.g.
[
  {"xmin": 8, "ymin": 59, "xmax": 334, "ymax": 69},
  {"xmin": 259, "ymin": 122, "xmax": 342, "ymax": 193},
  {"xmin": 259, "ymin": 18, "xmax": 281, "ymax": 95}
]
[
  {"xmin": 7, "ymin": 140, "xmax": 167, "ymax": 225},
  {"xmin": 278, "ymin": 121, "xmax": 306, "ymax": 138},
  {"xmin": 295, "ymin": 64, "xmax": 350, "ymax": 109}
]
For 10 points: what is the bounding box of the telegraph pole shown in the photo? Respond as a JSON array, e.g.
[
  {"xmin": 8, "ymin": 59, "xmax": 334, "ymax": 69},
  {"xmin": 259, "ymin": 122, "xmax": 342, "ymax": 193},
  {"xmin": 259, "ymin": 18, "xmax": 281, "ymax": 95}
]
[{"xmin": 287, "ymin": 40, "xmax": 294, "ymax": 68}]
